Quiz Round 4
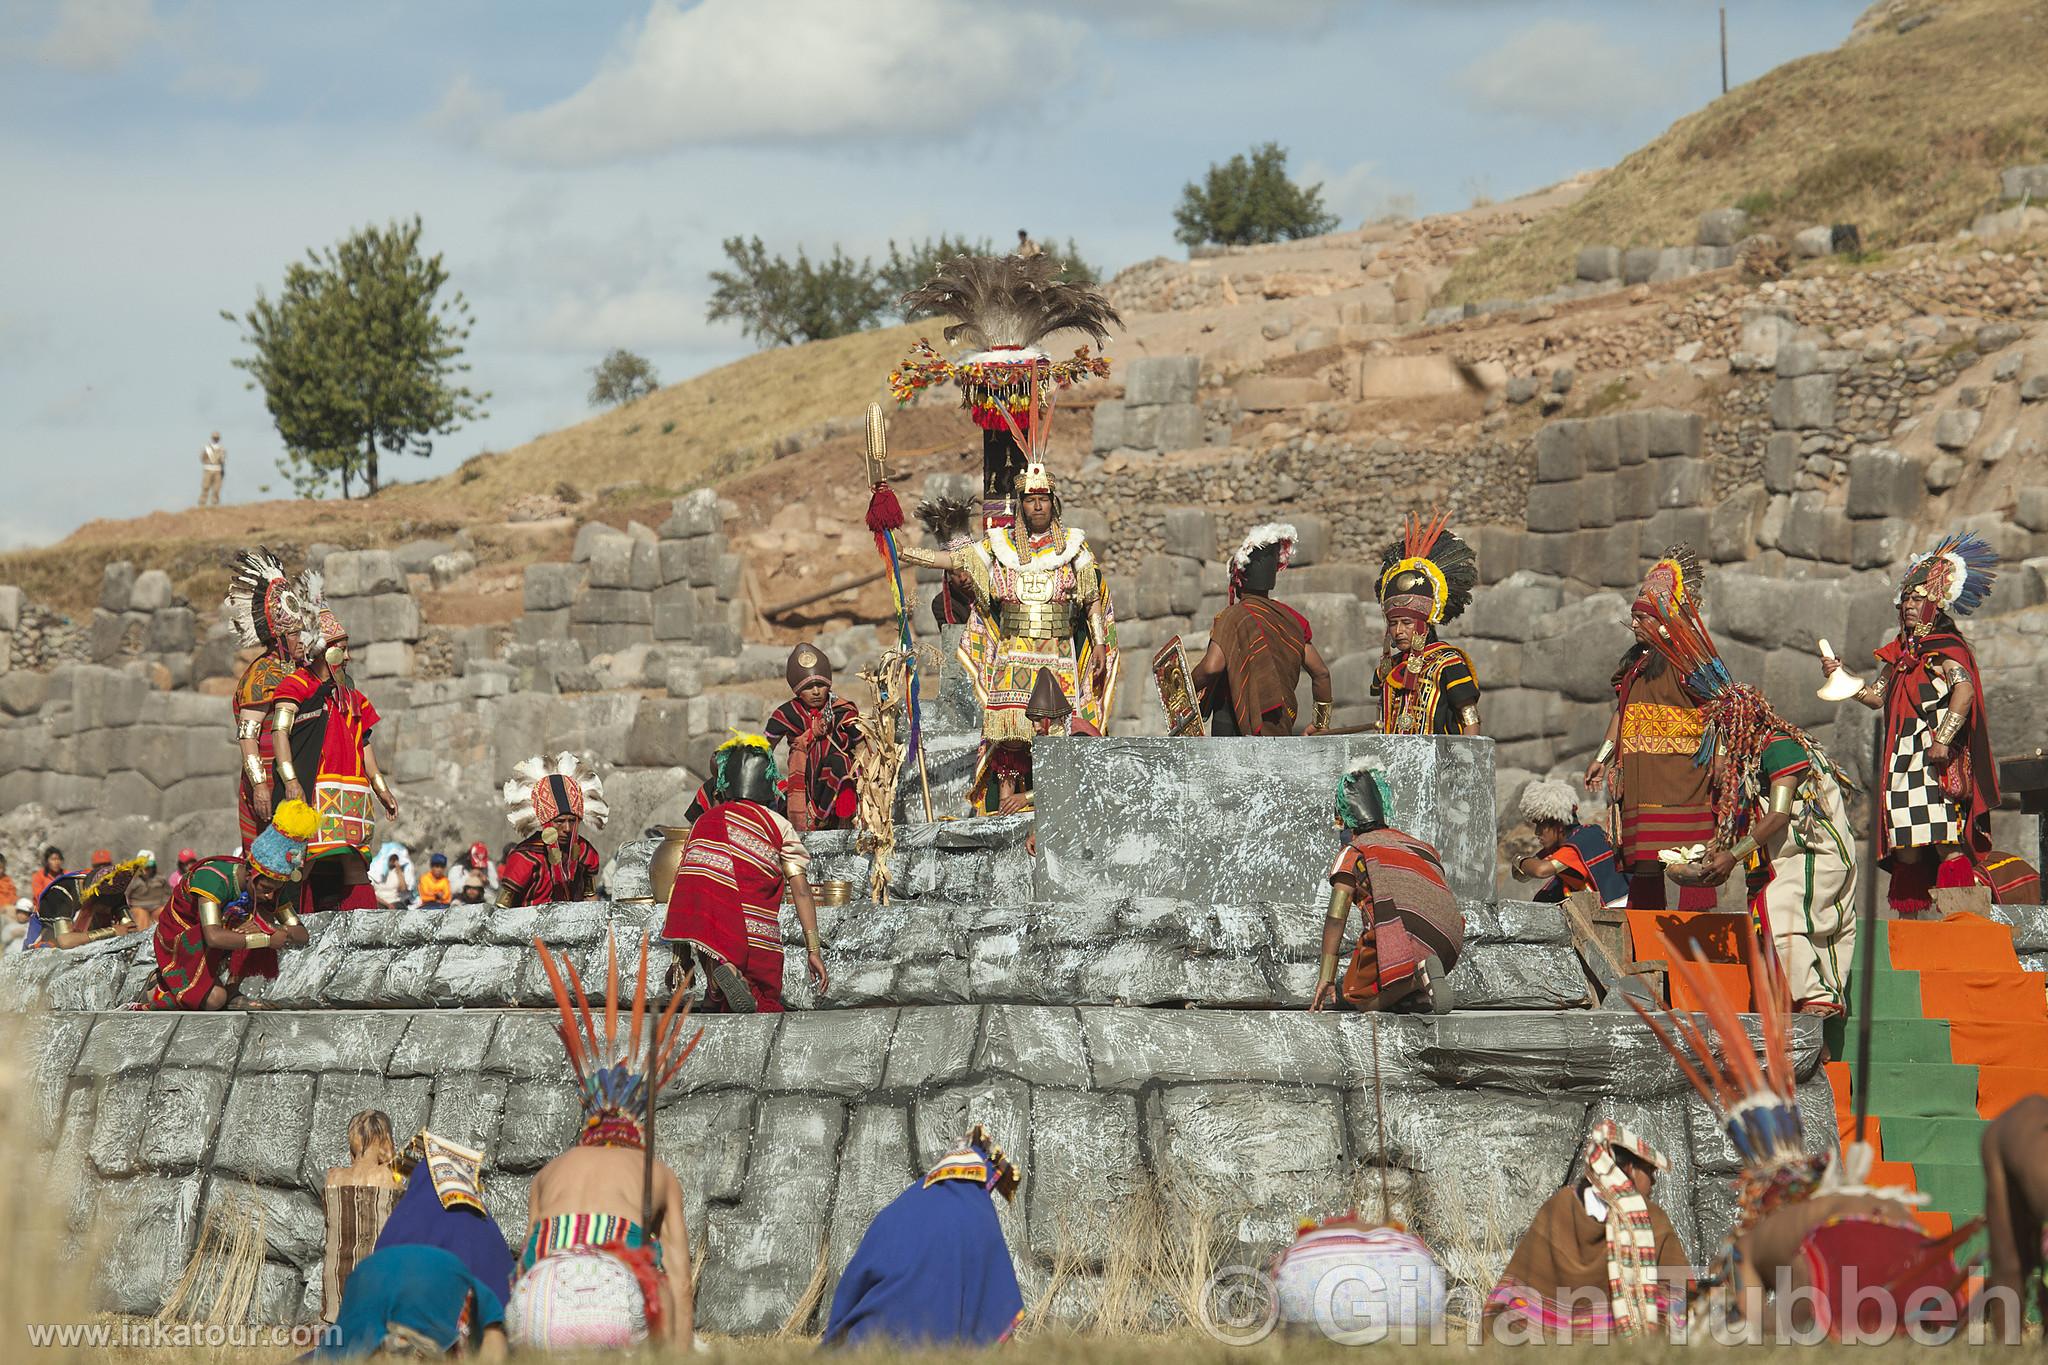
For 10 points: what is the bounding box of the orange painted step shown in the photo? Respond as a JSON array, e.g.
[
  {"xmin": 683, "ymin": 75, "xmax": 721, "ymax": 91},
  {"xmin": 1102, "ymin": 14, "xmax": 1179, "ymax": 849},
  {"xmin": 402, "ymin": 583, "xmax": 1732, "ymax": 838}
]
[
  {"xmin": 1868, "ymin": 1158, "xmax": 1920, "ymax": 1191},
  {"xmin": 1946, "ymin": 1018, "xmax": 2048, "ymax": 1072},
  {"xmin": 1917, "ymin": 969, "xmax": 2048, "ymax": 1023},
  {"xmin": 1889, "ymin": 915, "xmax": 2023, "ymax": 973},
  {"xmin": 1975, "ymin": 1067, "xmax": 2048, "ymax": 1119},
  {"xmin": 1914, "ymin": 1209, "xmax": 1955, "ymax": 1237}
]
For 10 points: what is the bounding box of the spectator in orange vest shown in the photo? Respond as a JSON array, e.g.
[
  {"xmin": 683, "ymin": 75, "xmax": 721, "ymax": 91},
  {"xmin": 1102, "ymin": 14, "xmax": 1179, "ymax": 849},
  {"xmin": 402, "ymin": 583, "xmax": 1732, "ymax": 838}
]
[{"xmin": 418, "ymin": 853, "xmax": 453, "ymax": 908}]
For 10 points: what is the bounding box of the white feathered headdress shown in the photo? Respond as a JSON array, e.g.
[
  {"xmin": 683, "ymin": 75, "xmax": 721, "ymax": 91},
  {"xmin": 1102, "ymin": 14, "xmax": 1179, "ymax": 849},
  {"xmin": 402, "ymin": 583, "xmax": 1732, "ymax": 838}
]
[
  {"xmin": 222, "ymin": 547, "xmax": 306, "ymax": 655},
  {"xmin": 504, "ymin": 752, "xmax": 609, "ymax": 836},
  {"xmin": 295, "ymin": 569, "xmax": 340, "ymax": 659},
  {"xmin": 1518, "ymin": 779, "xmax": 1581, "ymax": 827},
  {"xmin": 1228, "ymin": 522, "xmax": 1297, "ymax": 603}
]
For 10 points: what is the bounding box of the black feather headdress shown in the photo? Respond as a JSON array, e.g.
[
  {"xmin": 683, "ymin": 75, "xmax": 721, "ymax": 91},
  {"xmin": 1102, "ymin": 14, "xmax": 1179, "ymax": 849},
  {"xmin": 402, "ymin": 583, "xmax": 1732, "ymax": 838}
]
[
  {"xmin": 899, "ymin": 254, "xmax": 1121, "ymax": 353},
  {"xmin": 1376, "ymin": 510, "xmax": 1478, "ymax": 625}
]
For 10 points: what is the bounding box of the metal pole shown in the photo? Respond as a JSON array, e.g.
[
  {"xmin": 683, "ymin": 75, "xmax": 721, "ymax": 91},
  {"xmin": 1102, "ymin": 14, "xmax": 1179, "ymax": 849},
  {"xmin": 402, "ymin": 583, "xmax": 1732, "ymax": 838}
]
[
  {"xmin": 1852, "ymin": 709, "xmax": 1882, "ymax": 1144},
  {"xmin": 1719, "ymin": 8, "xmax": 1729, "ymax": 95}
]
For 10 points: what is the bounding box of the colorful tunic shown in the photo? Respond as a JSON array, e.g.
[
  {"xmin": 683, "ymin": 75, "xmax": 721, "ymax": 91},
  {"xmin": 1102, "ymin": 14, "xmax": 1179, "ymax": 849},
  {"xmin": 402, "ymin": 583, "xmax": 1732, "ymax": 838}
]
[
  {"xmin": 521, "ymin": 1213, "xmax": 663, "ymax": 1273},
  {"xmin": 1533, "ymin": 825, "xmax": 1631, "ymax": 907},
  {"xmin": 765, "ymin": 697, "xmax": 862, "ymax": 832},
  {"xmin": 323, "ymin": 1181, "xmax": 403, "ymax": 1323},
  {"xmin": 142, "ymin": 856, "xmax": 281, "ymax": 1009},
  {"xmin": 955, "ymin": 524, "xmax": 1118, "ymax": 744},
  {"xmin": 1376, "ymin": 640, "xmax": 1479, "ymax": 735},
  {"xmin": 498, "ymin": 833, "xmax": 601, "ymax": 908},
  {"xmin": 1328, "ymin": 829, "xmax": 1465, "ymax": 1008},
  {"xmin": 233, "ymin": 650, "xmax": 293, "ymax": 849},
  {"xmin": 1741, "ymin": 734, "xmax": 1857, "ymax": 1009},
  {"xmin": 271, "ymin": 669, "xmax": 382, "ymax": 859},
  {"xmin": 661, "ymin": 800, "xmax": 808, "ymax": 1012},
  {"xmin": 1206, "ymin": 596, "xmax": 1310, "ymax": 736},
  {"xmin": 1874, "ymin": 631, "xmax": 1997, "ymax": 863},
  {"xmin": 1487, "ymin": 1185, "xmax": 1688, "ymax": 1338},
  {"xmin": 1611, "ymin": 647, "xmax": 1716, "ymax": 868},
  {"xmin": 30, "ymin": 870, "xmax": 132, "ymax": 948}
]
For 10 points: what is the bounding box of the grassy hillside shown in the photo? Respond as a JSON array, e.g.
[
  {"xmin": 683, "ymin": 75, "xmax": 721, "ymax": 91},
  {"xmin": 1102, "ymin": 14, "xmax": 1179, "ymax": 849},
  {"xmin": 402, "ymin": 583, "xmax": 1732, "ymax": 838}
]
[
  {"xmin": 1445, "ymin": 0, "xmax": 2048, "ymax": 304},
  {"xmin": 433, "ymin": 322, "xmax": 920, "ymax": 508}
]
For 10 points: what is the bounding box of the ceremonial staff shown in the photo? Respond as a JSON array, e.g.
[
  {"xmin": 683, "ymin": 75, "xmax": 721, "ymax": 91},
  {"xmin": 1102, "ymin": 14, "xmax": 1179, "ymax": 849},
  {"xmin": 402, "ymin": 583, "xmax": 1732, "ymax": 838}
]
[{"xmin": 859, "ymin": 402, "xmax": 935, "ymax": 821}]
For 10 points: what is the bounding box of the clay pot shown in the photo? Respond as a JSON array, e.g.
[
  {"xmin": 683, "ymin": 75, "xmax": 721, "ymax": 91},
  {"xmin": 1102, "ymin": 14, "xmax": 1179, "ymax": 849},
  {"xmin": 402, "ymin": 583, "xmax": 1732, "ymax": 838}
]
[{"xmin": 645, "ymin": 826, "xmax": 691, "ymax": 906}]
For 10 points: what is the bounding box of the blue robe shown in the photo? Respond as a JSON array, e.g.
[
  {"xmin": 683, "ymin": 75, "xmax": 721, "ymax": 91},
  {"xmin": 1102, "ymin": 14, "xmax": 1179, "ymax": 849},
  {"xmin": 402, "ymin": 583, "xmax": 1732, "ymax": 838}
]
[
  {"xmin": 824, "ymin": 1177, "xmax": 1022, "ymax": 1348},
  {"xmin": 373, "ymin": 1170, "xmax": 516, "ymax": 1305},
  {"xmin": 319, "ymin": 1245, "xmax": 503, "ymax": 1358}
]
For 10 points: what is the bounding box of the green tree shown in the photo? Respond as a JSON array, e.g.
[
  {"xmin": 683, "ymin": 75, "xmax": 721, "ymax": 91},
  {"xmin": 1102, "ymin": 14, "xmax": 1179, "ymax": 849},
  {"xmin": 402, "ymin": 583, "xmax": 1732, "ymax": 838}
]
[
  {"xmin": 880, "ymin": 234, "xmax": 1099, "ymax": 312},
  {"xmin": 588, "ymin": 348, "xmax": 660, "ymax": 407},
  {"xmin": 1172, "ymin": 142, "xmax": 1340, "ymax": 248},
  {"xmin": 704, "ymin": 236, "xmax": 892, "ymax": 347},
  {"xmin": 224, "ymin": 216, "xmax": 488, "ymax": 498}
]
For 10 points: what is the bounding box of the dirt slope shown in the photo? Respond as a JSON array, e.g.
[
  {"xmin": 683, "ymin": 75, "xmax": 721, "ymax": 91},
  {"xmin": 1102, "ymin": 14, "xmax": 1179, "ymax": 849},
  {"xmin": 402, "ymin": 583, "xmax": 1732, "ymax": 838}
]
[{"xmin": 1445, "ymin": 0, "xmax": 2048, "ymax": 304}]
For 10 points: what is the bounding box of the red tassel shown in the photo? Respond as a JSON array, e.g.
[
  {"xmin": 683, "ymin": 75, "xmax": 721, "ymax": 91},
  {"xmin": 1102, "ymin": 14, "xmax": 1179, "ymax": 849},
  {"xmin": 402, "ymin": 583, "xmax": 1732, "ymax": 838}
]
[
  {"xmin": 1935, "ymin": 854, "xmax": 1983, "ymax": 890},
  {"xmin": 866, "ymin": 482, "xmax": 904, "ymax": 534}
]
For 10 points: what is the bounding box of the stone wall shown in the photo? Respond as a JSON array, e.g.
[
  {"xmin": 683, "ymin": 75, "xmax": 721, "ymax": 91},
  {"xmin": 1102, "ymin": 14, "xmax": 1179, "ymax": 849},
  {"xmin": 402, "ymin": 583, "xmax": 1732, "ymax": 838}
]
[{"xmin": 21, "ymin": 1004, "xmax": 1837, "ymax": 1331}]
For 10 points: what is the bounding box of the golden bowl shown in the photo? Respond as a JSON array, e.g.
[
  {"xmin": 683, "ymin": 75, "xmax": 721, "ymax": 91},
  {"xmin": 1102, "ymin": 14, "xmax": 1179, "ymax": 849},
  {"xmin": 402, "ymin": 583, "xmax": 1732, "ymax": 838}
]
[{"xmin": 813, "ymin": 879, "xmax": 854, "ymax": 906}]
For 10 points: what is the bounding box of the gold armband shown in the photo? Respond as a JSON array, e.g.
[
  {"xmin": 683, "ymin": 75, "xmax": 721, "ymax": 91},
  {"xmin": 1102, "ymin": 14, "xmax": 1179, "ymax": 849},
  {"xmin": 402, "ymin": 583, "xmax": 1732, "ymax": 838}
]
[
  {"xmin": 495, "ymin": 883, "xmax": 521, "ymax": 909},
  {"xmin": 1316, "ymin": 951, "xmax": 1341, "ymax": 996},
  {"xmin": 1594, "ymin": 739, "xmax": 1616, "ymax": 766},
  {"xmin": 274, "ymin": 902, "xmax": 302, "ymax": 929},
  {"xmin": 236, "ymin": 712, "xmax": 264, "ymax": 741},
  {"xmin": 271, "ymin": 704, "xmax": 299, "ymax": 784},
  {"xmin": 197, "ymin": 898, "xmax": 225, "ymax": 929},
  {"xmin": 1729, "ymin": 835, "xmax": 1759, "ymax": 863},
  {"xmin": 1856, "ymin": 680, "xmax": 1883, "ymax": 706},
  {"xmin": 1933, "ymin": 712, "xmax": 1964, "ymax": 745},
  {"xmin": 1326, "ymin": 884, "xmax": 1351, "ymax": 923},
  {"xmin": 805, "ymin": 932, "xmax": 823, "ymax": 953},
  {"xmin": 1459, "ymin": 705, "xmax": 1481, "ymax": 732},
  {"xmin": 1769, "ymin": 780, "xmax": 1798, "ymax": 816},
  {"xmin": 897, "ymin": 545, "xmax": 947, "ymax": 569},
  {"xmin": 1311, "ymin": 700, "xmax": 1332, "ymax": 729},
  {"xmin": 243, "ymin": 932, "xmax": 271, "ymax": 950},
  {"xmin": 371, "ymin": 773, "xmax": 393, "ymax": 802},
  {"xmin": 243, "ymin": 754, "xmax": 267, "ymax": 791}
]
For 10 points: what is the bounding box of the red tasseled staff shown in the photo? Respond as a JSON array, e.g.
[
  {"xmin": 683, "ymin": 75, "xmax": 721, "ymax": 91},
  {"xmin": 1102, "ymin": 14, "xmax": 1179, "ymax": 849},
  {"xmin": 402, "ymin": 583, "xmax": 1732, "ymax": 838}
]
[{"xmin": 866, "ymin": 482, "xmax": 904, "ymax": 536}]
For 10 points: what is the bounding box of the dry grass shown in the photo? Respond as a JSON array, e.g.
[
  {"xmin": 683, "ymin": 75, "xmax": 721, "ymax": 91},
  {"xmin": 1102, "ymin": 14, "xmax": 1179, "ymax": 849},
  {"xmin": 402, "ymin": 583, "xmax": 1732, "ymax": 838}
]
[{"xmin": 1444, "ymin": 0, "xmax": 2048, "ymax": 304}]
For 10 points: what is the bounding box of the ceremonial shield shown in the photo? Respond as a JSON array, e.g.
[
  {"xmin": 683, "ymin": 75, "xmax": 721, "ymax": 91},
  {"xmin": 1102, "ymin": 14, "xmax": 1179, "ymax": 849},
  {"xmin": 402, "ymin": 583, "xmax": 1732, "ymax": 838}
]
[{"xmin": 1151, "ymin": 636, "xmax": 1202, "ymax": 737}]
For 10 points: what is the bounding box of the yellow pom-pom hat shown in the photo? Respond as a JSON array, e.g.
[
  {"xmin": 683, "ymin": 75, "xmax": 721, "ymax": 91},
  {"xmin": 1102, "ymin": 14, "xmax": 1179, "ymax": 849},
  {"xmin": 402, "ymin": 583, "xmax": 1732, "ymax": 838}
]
[{"xmin": 249, "ymin": 799, "xmax": 319, "ymax": 880}]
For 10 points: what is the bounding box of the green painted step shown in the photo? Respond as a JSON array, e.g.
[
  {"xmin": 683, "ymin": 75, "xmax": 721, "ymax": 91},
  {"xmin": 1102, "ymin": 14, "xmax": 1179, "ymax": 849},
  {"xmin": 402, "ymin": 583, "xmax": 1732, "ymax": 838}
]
[
  {"xmin": 1875, "ymin": 1114, "xmax": 1987, "ymax": 1167},
  {"xmin": 1840, "ymin": 1061, "xmax": 1981, "ymax": 1119},
  {"xmin": 1861, "ymin": 967, "xmax": 1929, "ymax": 1020},
  {"xmin": 1825, "ymin": 1016, "xmax": 1952, "ymax": 1065},
  {"xmin": 1912, "ymin": 1161, "xmax": 1986, "ymax": 1219}
]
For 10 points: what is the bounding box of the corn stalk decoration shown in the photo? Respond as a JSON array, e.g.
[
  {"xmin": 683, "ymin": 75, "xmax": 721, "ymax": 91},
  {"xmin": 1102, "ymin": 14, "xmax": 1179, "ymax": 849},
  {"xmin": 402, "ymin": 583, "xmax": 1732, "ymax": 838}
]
[{"xmin": 853, "ymin": 648, "xmax": 929, "ymax": 904}]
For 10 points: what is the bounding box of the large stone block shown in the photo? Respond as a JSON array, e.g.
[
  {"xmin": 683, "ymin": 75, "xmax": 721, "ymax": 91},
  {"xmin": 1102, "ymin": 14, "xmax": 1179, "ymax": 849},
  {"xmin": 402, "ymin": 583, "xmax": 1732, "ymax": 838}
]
[
  {"xmin": 1123, "ymin": 354, "xmax": 1200, "ymax": 408},
  {"xmin": 1846, "ymin": 449, "xmax": 1922, "ymax": 519},
  {"xmin": 1777, "ymin": 493, "xmax": 1853, "ymax": 563},
  {"xmin": 1149, "ymin": 1083, "xmax": 1347, "ymax": 1241},
  {"xmin": 568, "ymin": 588, "xmax": 652, "ymax": 626},
  {"xmin": 1656, "ymin": 458, "xmax": 1713, "ymax": 509},
  {"xmin": 322, "ymin": 550, "xmax": 404, "ymax": 598},
  {"xmin": 1697, "ymin": 207, "xmax": 1750, "ymax": 247},
  {"xmin": 1851, "ymin": 517, "xmax": 1915, "ymax": 570},
  {"xmin": 1708, "ymin": 572, "xmax": 1847, "ymax": 652},
  {"xmin": 660, "ymin": 489, "xmax": 724, "ymax": 540},
  {"xmin": 1525, "ymin": 484, "xmax": 1580, "ymax": 534},
  {"xmin": 1771, "ymin": 374, "xmax": 1837, "ymax": 430},
  {"xmin": 331, "ymin": 592, "xmax": 421, "ymax": 644},
  {"xmin": 1643, "ymin": 409, "xmax": 1703, "ymax": 458},
  {"xmin": 523, "ymin": 562, "xmax": 586, "ymax": 612},
  {"xmin": 1533, "ymin": 421, "xmax": 1585, "ymax": 482},
  {"xmin": 1162, "ymin": 508, "xmax": 1217, "ymax": 562},
  {"xmin": 214, "ymin": 1071, "xmax": 316, "ymax": 1184}
]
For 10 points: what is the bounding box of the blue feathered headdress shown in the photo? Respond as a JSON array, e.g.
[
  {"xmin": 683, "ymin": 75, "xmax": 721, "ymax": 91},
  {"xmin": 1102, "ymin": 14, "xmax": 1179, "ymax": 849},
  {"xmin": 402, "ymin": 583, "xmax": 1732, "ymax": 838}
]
[{"xmin": 1896, "ymin": 530, "xmax": 1999, "ymax": 617}]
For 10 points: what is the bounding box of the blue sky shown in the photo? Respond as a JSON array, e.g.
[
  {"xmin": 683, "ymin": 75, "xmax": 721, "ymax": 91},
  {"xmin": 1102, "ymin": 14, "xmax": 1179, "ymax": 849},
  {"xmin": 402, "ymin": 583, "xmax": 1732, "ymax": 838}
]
[{"xmin": 0, "ymin": 0, "xmax": 1867, "ymax": 548}]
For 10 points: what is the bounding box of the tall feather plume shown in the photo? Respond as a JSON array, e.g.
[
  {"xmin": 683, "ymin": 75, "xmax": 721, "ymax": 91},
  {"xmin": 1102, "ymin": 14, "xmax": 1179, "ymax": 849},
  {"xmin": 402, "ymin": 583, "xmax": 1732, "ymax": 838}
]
[
  {"xmin": 899, "ymin": 254, "xmax": 1122, "ymax": 352},
  {"xmin": 1376, "ymin": 509, "xmax": 1479, "ymax": 623},
  {"xmin": 222, "ymin": 547, "xmax": 297, "ymax": 650}
]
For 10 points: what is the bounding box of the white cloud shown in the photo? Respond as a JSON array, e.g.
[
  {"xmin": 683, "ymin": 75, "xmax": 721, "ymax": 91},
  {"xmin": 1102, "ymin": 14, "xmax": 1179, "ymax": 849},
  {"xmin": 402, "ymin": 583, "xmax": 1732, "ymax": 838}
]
[
  {"xmin": 1454, "ymin": 18, "xmax": 1665, "ymax": 124},
  {"xmin": 1300, "ymin": 158, "xmax": 1416, "ymax": 227},
  {"xmin": 1067, "ymin": 0, "xmax": 1345, "ymax": 32},
  {"xmin": 33, "ymin": 0, "xmax": 159, "ymax": 71},
  {"xmin": 445, "ymin": 0, "xmax": 1086, "ymax": 166}
]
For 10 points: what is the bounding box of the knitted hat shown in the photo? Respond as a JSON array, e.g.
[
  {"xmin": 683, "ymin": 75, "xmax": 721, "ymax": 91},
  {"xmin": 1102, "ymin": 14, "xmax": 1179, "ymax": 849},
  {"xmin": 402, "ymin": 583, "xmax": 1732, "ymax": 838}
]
[
  {"xmin": 786, "ymin": 643, "xmax": 832, "ymax": 691},
  {"xmin": 248, "ymin": 800, "xmax": 319, "ymax": 881}
]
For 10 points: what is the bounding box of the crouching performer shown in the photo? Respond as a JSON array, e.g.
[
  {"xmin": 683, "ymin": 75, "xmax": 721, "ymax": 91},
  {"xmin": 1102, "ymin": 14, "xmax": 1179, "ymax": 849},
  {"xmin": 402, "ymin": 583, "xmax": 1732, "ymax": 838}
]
[
  {"xmin": 510, "ymin": 934, "xmax": 703, "ymax": 1350},
  {"xmin": 663, "ymin": 735, "xmax": 827, "ymax": 1013},
  {"xmin": 1311, "ymin": 762, "xmax": 1464, "ymax": 1014},
  {"xmin": 1509, "ymin": 780, "xmax": 1630, "ymax": 907},
  {"xmin": 1633, "ymin": 935, "xmax": 1975, "ymax": 1342},
  {"xmin": 1486, "ymin": 1121, "xmax": 1690, "ymax": 1340},
  {"xmin": 824, "ymin": 1125, "xmax": 1024, "ymax": 1348},
  {"xmin": 142, "ymin": 801, "xmax": 315, "ymax": 1009},
  {"xmin": 498, "ymin": 753, "xmax": 608, "ymax": 908}
]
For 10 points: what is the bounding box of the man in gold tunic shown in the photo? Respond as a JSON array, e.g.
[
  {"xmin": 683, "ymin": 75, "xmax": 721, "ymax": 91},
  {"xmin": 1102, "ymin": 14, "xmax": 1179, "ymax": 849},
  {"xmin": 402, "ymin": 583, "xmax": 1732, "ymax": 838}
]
[{"xmin": 901, "ymin": 462, "xmax": 1117, "ymax": 807}]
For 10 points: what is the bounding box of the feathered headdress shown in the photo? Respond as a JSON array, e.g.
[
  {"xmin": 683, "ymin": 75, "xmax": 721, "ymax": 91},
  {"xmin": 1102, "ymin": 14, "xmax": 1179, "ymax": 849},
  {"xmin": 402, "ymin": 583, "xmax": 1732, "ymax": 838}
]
[
  {"xmin": 1896, "ymin": 530, "xmax": 1999, "ymax": 615},
  {"xmin": 1632, "ymin": 571, "xmax": 1840, "ymax": 844},
  {"xmin": 222, "ymin": 547, "xmax": 306, "ymax": 657},
  {"xmin": 81, "ymin": 854, "xmax": 154, "ymax": 912},
  {"xmin": 533, "ymin": 931, "xmax": 703, "ymax": 1150},
  {"xmin": 294, "ymin": 569, "xmax": 340, "ymax": 659},
  {"xmin": 1628, "ymin": 926, "xmax": 1819, "ymax": 1230},
  {"xmin": 1518, "ymin": 779, "xmax": 1581, "ymax": 827},
  {"xmin": 1229, "ymin": 522, "xmax": 1296, "ymax": 604},
  {"xmin": 1634, "ymin": 544, "xmax": 1706, "ymax": 618},
  {"xmin": 504, "ymin": 753, "xmax": 609, "ymax": 837},
  {"xmin": 890, "ymin": 254, "xmax": 1120, "ymax": 441},
  {"xmin": 1377, "ymin": 510, "xmax": 1477, "ymax": 626},
  {"xmin": 916, "ymin": 495, "xmax": 979, "ymax": 552}
]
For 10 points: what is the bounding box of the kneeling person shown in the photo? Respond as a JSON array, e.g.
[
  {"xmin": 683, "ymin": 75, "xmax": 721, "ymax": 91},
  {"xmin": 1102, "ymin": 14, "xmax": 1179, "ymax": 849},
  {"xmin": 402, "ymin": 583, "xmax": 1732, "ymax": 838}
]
[
  {"xmin": 1510, "ymin": 780, "xmax": 1630, "ymax": 907},
  {"xmin": 144, "ymin": 802, "xmax": 315, "ymax": 1010},
  {"xmin": 1312, "ymin": 763, "xmax": 1465, "ymax": 1013},
  {"xmin": 662, "ymin": 735, "xmax": 827, "ymax": 1013}
]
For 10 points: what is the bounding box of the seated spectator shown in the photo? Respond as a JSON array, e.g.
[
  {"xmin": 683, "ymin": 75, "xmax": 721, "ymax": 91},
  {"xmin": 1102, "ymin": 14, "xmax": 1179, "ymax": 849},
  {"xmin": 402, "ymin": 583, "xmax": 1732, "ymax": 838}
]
[
  {"xmin": 456, "ymin": 875, "xmax": 488, "ymax": 906},
  {"xmin": 169, "ymin": 849, "xmax": 198, "ymax": 892},
  {"xmin": 324, "ymin": 1110, "xmax": 403, "ymax": 1324},
  {"xmin": 89, "ymin": 849, "xmax": 114, "ymax": 877},
  {"xmin": 126, "ymin": 851, "xmax": 166, "ymax": 933},
  {"xmin": 0, "ymin": 853, "xmax": 15, "ymax": 909},
  {"xmin": 29, "ymin": 847, "xmax": 63, "ymax": 902},
  {"xmin": 5, "ymin": 897, "xmax": 28, "ymax": 953},
  {"xmin": 418, "ymin": 854, "xmax": 453, "ymax": 908},
  {"xmin": 371, "ymin": 844, "xmax": 414, "ymax": 910},
  {"xmin": 456, "ymin": 842, "xmax": 497, "ymax": 900}
]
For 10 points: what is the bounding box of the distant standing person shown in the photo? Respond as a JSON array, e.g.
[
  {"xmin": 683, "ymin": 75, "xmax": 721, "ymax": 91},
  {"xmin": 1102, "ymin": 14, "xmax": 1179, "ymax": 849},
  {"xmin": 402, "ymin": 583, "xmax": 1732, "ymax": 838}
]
[
  {"xmin": 1015, "ymin": 229, "xmax": 1041, "ymax": 259},
  {"xmin": 200, "ymin": 431, "xmax": 226, "ymax": 506}
]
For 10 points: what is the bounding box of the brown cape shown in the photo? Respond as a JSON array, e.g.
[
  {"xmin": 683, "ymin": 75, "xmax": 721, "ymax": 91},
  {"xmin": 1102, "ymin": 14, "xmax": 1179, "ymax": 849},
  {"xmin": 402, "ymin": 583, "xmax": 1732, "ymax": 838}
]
[
  {"xmin": 1207, "ymin": 596, "xmax": 1308, "ymax": 736},
  {"xmin": 1495, "ymin": 1185, "xmax": 1690, "ymax": 1312}
]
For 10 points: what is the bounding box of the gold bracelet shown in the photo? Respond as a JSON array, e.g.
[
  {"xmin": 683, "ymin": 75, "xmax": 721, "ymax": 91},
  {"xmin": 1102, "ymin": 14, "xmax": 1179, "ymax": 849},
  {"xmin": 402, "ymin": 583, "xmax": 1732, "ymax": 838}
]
[
  {"xmin": 1594, "ymin": 739, "xmax": 1616, "ymax": 766},
  {"xmin": 1934, "ymin": 714, "xmax": 1964, "ymax": 744},
  {"xmin": 1729, "ymin": 836, "xmax": 1758, "ymax": 863},
  {"xmin": 371, "ymin": 774, "xmax": 393, "ymax": 801},
  {"xmin": 1316, "ymin": 951, "xmax": 1340, "ymax": 994},
  {"xmin": 244, "ymin": 932, "xmax": 271, "ymax": 949},
  {"xmin": 1311, "ymin": 700, "xmax": 1332, "ymax": 728},
  {"xmin": 243, "ymin": 754, "xmax": 267, "ymax": 790}
]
